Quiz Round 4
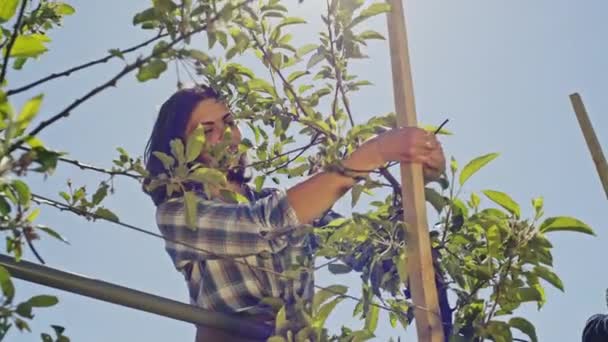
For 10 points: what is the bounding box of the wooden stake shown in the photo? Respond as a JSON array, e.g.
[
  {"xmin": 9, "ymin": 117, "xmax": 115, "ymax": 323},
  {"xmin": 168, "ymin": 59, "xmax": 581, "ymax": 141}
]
[
  {"xmin": 385, "ymin": 0, "xmax": 445, "ymax": 341},
  {"xmin": 569, "ymin": 93, "xmax": 608, "ymax": 200}
]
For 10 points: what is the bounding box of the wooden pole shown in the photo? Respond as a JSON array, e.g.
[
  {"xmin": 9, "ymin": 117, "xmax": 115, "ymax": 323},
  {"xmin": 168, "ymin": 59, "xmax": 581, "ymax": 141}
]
[
  {"xmin": 569, "ymin": 93, "xmax": 608, "ymax": 200},
  {"xmin": 385, "ymin": 0, "xmax": 445, "ymax": 341}
]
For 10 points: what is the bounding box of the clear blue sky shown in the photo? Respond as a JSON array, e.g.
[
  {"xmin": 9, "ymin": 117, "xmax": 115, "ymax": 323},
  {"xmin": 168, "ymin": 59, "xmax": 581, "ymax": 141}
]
[{"xmin": 6, "ymin": 0, "xmax": 607, "ymax": 341}]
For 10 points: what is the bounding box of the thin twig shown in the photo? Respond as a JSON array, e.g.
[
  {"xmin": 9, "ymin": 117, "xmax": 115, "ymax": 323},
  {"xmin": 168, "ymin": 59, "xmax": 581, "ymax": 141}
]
[
  {"xmin": 248, "ymin": 32, "xmax": 335, "ymax": 140},
  {"xmin": 6, "ymin": 31, "xmax": 168, "ymax": 96},
  {"xmin": 25, "ymin": 235, "xmax": 45, "ymax": 264},
  {"xmin": 0, "ymin": 0, "xmax": 28, "ymax": 85},
  {"xmin": 325, "ymin": 1, "xmax": 355, "ymax": 127},
  {"xmin": 17, "ymin": 145, "xmax": 143, "ymax": 180},
  {"xmin": 263, "ymin": 133, "xmax": 321, "ymax": 175}
]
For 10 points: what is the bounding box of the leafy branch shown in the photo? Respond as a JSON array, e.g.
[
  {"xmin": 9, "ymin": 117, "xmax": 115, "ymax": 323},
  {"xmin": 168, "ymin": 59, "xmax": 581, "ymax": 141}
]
[
  {"xmin": 0, "ymin": 0, "xmax": 28, "ymax": 84},
  {"xmin": 6, "ymin": 30, "xmax": 169, "ymax": 96}
]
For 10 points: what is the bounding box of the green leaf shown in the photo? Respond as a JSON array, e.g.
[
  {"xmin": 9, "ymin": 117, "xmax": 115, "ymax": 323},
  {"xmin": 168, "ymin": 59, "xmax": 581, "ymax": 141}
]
[
  {"xmin": 183, "ymin": 191, "xmax": 198, "ymax": 229},
  {"xmin": 396, "ymin": 251, "xmax": 408, "ymax": 283},
  {"xmin": 170, "ymin": 139, "xmax": 186, "ymax": 164},
  {"xmin": 459, "ymin": 153, "xmax": 499, "ymax": 186},
  {"xmin": 307, "ymin": 50, "xmax": 325, "ymax": 69},
  {"xmin": 188, "ymin": 49, "xmax": 211, "ymax": 65},
  {"xmin": 95, "ymin": 207, "xmax": 119, "ymax": 222},
  {"xmin": 275, "ymin": 306, "xmax": 287, "ymax": 331},
  {"xmin": 482, "ymin": 190, "xmax": 520, "ymax": 218},
  {"xmin": 0, "ymin": 0, "xmax": 18, "ymax": 22},
  {"xmin": 254, "ymin": 175, "xmax": 265, "ymax": 192},
  {"xmin": 153, "ymin": 0, "xmax": 178, "ymax": 13},
  {"xmin": 358, "ymin": 30, "xmax": 385, "ymax": 40},
  {"xmin": 92, "ymin": 183, "xmax": 109, "ymax": 206},
  {"xmin": 532, "ymin": 196, "xmax": 543, "ymax": 219},
  {"xmin": 539, "ymin": 216, "xmax": 595, "ymax": 236},
  {"xmin": 28, "ymin": 295, "xmax": 58, "ymax": 307},
  {"xmin": 16, "ymin": 302, "xmax": 33, "ymax": 318},
  {"xmin": 287, "ymin": 70, "xmax": 309, "ymax": 83},
  {"xmin": 296, "ymin": 44, "xmax": 317, "ymax": 58},
  {"xmin": 420, "ymin": 123, "xmax": 453, "ymax": 135},
  {"xmin": 512, "ymin": 287, "xmax": 543, "ymax": 303},
  {"xmin": 276, "ymin": 17, "xmax": 306, "ymax": 29},
  {"xmin": 485, "ymin": 321, "xmax": 512, "ymax": 342},
  {"xmin": 11, "ymin": 180, "xmax": 30, "ymax": 206},
  {"xmin": 425, "ymin": 187, "xmax": 447, "ymax": 213},
  {"xmin": 12, "ymin": 56, "xmax": 25, "ymax": 70},
  {"xmin": 136, "ymin": 59, "xmax": 167, "ymax": 82},
  {"xmin": 0, "ymin": 195, "xmax": 11, "ymax": 215},
  {"xmin": 248, "ymin": 78, "xmax": 277, "ymax": 96},
  {"xmin": 328, "ymin": 263, "xmax": 352, "ymax": 274},
  {"xmin": 359, "ymin": 2, "xmax": 391, "ymax": 17},
  {"xmin": 188, "ymin": 168, "xmax": 226, "ymax": 187},
  {"xmin": 267, "ymin": 337, "xmax": 287, "ymax": 342},
  {"xmin": 8, "ymin": 34, "xmax": 50, "ymax": 58},
  {"xmin": 314, "ymin": 297, "xmax": 343, "ymax": 328},
  {"xmin": 486, "ymin": 225, "xmax": 501, "ymax": 257},
  {"xmin": 364, "ymin": 303, "xmax": 379, "ymax": 333},
  {"xmin": 219, "ymin": 189, "xmax": 248, "ymax": 204},
  {"xmin": 351, "ymin": 183, "xmax": 364, "ymax": 207},
  {"xmin": 533, "ymin": 266, "xmax": 564, "ymax": 291},
  {"xmin": 59, "ymin": 191, "xmax": 70, "ymax": 202},
  {"xmin": 108, "ymin": 49, "xmax": 125, "ymax": 61},
  {"xmin": 152, "ymin": 151, "xmax": 175, "ymax": 170},
  {"xmin": 186, "ymin": 125, "xmax": 205, "ymax": 162},
  {"xmin": 313, "ymin": 284, "xmax": 347, "ymax": 311},
  {"xmin": 0, "ymin": 265, "xmax": 14, "ymax": 301},
  {"xmin": 54, "ymin": 3, "xmax": 76, "ymax": 15},
  {"xmin": 450, "ymin": 156, "xmax": 458, "ymax": 174},
  {"xmin": 37, "ymin": 225, "xmax": 69, "ymax": 244},
  {"xmin": 509, "ymin": 317, "xmax": 537, "ymax": 342},
  {"xmin": 133, "ymin": 8, "xmax": 158, "ymax": 25},
  {"xmin": 25, "ymin": 208, "xmax": 40, "ymax": 222},
  {"xmin": 350, "ymin": 3, "xmax": 391, "ymax": 28}
]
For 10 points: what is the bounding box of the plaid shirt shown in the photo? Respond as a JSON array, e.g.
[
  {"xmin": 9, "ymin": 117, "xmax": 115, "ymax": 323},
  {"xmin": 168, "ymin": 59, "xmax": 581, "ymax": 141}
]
[{"xmin": 155, "ymin": 185, "xmax": 339, "ymax": 317}]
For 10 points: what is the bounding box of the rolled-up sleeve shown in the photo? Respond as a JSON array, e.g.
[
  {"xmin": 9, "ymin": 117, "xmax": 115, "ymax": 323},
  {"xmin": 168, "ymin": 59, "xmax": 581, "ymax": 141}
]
[{"xmin": 156, "ymin": 189, "xmax": 301, "ymax": 266}]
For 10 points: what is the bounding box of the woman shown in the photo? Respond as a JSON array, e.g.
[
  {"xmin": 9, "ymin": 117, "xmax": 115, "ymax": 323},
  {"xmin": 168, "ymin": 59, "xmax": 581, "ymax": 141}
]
[{"xmin": 143, "ymin": 85, "xmax": 446, "ymax": 341}]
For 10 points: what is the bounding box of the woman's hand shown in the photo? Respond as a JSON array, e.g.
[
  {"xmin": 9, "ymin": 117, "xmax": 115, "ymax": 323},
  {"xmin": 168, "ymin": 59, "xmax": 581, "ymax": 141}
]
[
  {"xmin": 286, "ymin": 126, "xmax": 446, "ymax": 225},
  {"xmin": 372, "ymin": 126, "xmax": 441, "ymax": 165},
  {"xmin": 422, "ymin": 142, "xmax": 446, "ymax": 182},
  {"xmin": 375, "ymin": 127, "xmax": 446, "ymax": 181},
  {"xmin": 341, "ymin": 126, "xmax": 446, "ymax": 180}
]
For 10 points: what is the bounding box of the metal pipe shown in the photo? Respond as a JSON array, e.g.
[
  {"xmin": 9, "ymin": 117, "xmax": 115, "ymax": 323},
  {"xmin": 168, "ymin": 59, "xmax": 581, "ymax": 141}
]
[{"xmin": 0, "ymin": 254, "xmax": 272, "ymax": 340}]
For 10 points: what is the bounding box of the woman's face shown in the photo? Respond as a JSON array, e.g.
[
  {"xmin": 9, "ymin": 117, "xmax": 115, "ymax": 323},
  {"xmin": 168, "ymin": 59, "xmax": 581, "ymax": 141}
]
[{"xmin": 185, "ymin": 98, "xmax": 242, "ymax": 168}]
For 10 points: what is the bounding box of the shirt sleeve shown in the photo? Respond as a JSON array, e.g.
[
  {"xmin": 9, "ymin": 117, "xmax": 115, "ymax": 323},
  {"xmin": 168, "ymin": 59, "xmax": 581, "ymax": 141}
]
[{"xmin": 155, "ymin": 188, "xmax": 301, "ymax": 266}]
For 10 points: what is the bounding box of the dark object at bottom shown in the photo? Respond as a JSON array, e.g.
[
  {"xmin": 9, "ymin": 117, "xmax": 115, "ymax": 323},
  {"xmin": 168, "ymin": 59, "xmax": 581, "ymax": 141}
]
[
  {"xmin": 196, "ymin": 312, "xmax": 274, "ymax": 342},
  {"xmin": 583, "ymin": 314, "xmax": 608, "ymax": 342}
]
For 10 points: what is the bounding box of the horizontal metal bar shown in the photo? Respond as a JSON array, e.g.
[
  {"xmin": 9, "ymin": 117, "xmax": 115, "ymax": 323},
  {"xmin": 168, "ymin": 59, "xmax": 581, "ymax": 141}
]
[{"xmin": 0, "ymin": 254, "xmax": 271, "ymax": 340}]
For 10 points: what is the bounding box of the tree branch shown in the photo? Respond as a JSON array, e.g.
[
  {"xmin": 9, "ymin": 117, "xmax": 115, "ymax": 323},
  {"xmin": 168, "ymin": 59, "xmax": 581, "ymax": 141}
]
[
  {"xmin": 0, "ymin": 0, "xmax": 28, "ymax": 85},
  {"xmin": 263, "ymin": 133, "xmax": 321, "ymax": 175},
  {"xmin": 248, "ymin": 32, "xmax": 335, "ymax": 140},
  {"xmin": 325, "ymin": 0, "xmax": 355, "ymax": 127},
  {"xmin": 6, "ymin": 30, "xmax": 168, "ymax": 96},
  {"xmin": 6, "ymin": 1, "xmax": 254, "ymax": 155}
]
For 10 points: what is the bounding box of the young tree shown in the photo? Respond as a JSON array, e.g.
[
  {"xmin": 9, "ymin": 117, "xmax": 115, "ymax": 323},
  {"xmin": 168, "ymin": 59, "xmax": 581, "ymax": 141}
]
[{"xmin": 0, "ymin": 0, "xmax": 596, "ymax": 341}]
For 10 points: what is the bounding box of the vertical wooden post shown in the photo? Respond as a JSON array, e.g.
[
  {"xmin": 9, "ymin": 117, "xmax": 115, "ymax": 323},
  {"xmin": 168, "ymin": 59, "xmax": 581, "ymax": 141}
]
[
  {"xmin": 385, "ymin": 0, "xmax": 445, "ymax": 341},
  {"xmin": 569, "ymin": 93, "xmax": 608, "ymax": 200}
]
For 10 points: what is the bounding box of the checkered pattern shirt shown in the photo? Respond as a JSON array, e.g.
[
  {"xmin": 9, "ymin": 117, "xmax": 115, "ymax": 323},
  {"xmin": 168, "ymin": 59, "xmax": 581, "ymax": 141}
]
[{"xmin": 155, "ymin": 185, "xmax": 338, "ymax": 317}]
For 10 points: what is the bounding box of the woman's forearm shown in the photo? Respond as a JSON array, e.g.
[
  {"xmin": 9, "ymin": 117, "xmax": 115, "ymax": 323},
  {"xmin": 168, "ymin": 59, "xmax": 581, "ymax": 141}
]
[{"xmin": 286, "ymin": 139, "xmax": 382, "ymax": 224}]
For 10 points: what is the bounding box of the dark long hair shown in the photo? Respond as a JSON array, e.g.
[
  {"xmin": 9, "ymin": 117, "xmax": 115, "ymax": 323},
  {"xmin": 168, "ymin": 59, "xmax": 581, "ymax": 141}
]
[{"xmin": 143, "ymin": 85, "xmax": 250, "ymax": 206}]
